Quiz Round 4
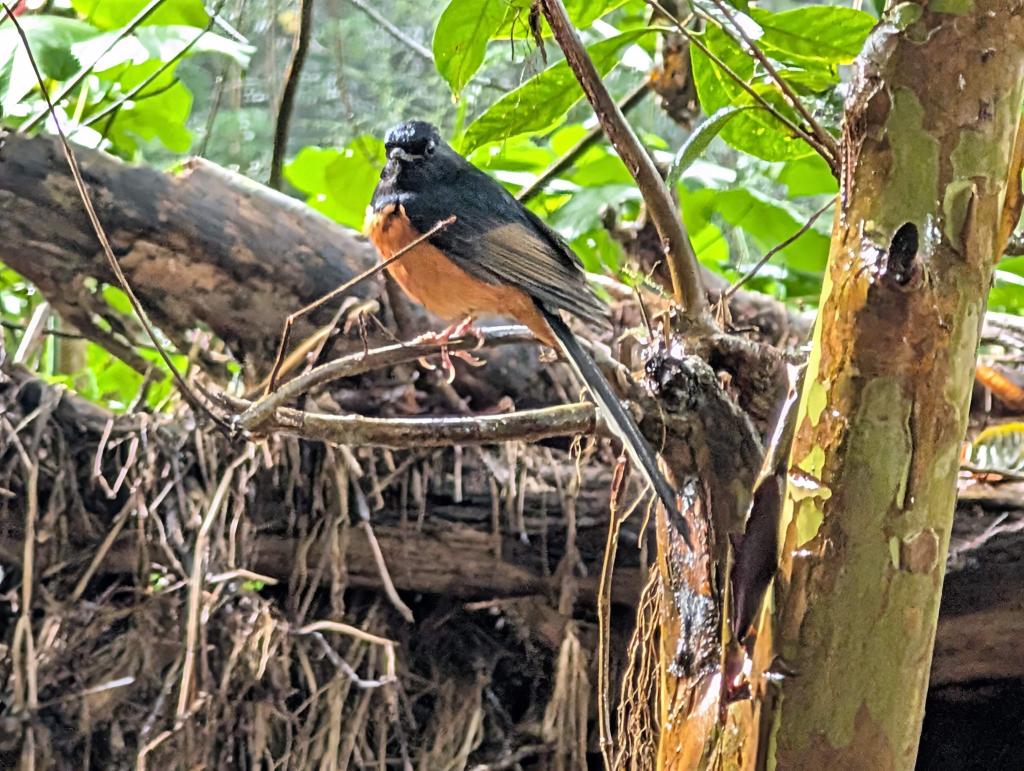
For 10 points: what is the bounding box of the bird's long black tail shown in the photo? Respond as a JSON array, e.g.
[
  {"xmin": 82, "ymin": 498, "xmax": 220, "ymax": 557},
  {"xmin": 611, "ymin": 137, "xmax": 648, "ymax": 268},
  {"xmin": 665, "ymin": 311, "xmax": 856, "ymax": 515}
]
[{"xmin": 539, "ymin": 305, "xmax": 689, "ymax": 545}]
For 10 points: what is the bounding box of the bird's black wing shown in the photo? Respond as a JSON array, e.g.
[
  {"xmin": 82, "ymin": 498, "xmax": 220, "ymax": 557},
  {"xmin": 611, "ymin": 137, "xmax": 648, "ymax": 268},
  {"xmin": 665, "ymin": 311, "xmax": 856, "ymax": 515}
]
[{"xmin": 399, "ymin": 152, "xmax": 610, "ymax": 330}]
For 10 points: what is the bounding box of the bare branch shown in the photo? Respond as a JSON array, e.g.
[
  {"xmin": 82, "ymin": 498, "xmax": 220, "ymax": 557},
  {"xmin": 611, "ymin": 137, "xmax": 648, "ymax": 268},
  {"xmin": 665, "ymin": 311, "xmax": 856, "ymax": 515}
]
[
  {"xmin": 231, "ymin": 398, "xmax": 597, "ymax": 448},
  {"xmin": 344, "ymin": 0, "xmax": 433, "ymax": 61},
  {"xmin": 269, "ymin": 0, "xmax": 315, "ymax": 189},
  {"xmin": 240, "ymin": 325, "xmax": 535, "ymax": 431},
  {"xmin": 539, "ymin": 0, "xmax": 711, "ymax": 326}
]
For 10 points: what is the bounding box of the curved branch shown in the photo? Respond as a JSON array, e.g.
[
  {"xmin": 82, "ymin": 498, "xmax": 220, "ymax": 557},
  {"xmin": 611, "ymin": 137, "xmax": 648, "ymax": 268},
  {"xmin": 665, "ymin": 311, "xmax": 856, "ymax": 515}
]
[
  {"xmin": 538, "ymin": 0, "xmax": 711, "ymax": 326},
  {"xmin": 269, "ymin": 0, "xmax": 315, "ymax": 189}
]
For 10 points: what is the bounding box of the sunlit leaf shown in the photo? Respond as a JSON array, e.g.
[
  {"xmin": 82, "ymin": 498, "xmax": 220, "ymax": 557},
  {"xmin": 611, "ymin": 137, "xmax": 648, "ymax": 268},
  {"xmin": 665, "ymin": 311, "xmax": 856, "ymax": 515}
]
[
  {"xmin": 750, "ymin": 7, "xmax": 875, "ymax": 66},
  {"xmin": 433, "ymin": 0, "xmax": 507, "ymax": 98},
  {"xmin": 461, "ymin": 30, "xmax": 649, "ymax": 153},
  {"xmin": 71, "ymin": 0, "xmax": 209, "ymax": 30},
  {"xmin": 285, "ymin": 136, "xmax": 387, "ymax": 231}
]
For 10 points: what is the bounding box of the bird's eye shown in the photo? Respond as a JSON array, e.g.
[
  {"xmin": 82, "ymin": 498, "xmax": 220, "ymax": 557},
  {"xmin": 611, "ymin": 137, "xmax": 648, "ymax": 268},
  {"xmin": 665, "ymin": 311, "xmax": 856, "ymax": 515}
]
[{"xmin": 425, "ymin": 140, "xmax": 436, "ymax": 156}]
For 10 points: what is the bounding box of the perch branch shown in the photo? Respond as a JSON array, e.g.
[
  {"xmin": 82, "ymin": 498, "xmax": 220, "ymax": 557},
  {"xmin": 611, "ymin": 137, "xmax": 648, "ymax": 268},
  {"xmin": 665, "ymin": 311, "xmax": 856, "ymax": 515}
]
[
  {"xmin": 264, "ymin": 215, "xmax": 456, "ymax": 394},
  {"xmin": 240, "ymin": 325, "xmax": 535, "ymax": 431},
  {"xmin": 539, "ymin": 0, "xmax": 711, "ymax": 325},
  {"xmin": 269, "ymin": 0, "xmax": 315, "ymax": 189}
]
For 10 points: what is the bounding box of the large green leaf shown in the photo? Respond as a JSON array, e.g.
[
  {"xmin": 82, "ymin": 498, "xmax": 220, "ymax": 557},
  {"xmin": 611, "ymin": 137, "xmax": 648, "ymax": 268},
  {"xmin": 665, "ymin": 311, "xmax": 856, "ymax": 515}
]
[
  {"xmin": 71, "ymin": 0, "xmax": 209, "ymax": 30},
  {"xmin": 462, "ymin": 30, "xmax": 649, "ymax": 153},
  {"xmin": 690, "ymin": 25, "xmax": 819, "ymax": 161},
  {"xmin": 682, "ymin": 186, "xmax": 830, "ymax": 275},
  {"xmin": 433, "ymin": 0, "xmax": 507, "ymax": 98},
  {"xmin": 101, "ymin": 60, "xmax": 194, "ymax": 153},
  {"xmin": 751, "ymin": 7, "xmax": 875, "ymax": 66},
  {"xmin": 285, "ymin": 136, "xmax": 387, "ymax": 231}
]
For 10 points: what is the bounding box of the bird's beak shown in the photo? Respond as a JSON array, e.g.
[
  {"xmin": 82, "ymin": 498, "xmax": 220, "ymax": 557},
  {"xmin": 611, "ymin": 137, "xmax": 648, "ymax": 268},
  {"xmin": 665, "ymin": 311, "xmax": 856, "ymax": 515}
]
[{"xmin": 388, "ymin": 147, "xmax": 420, "ymax": 162}]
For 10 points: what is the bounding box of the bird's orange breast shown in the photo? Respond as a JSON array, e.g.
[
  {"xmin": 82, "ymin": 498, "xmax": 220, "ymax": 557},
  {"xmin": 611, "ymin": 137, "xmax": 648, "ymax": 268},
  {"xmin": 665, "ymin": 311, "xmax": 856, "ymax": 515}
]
[{"xmin": 365, "ymin": 203, "xmax": 556, "ymax": 346}]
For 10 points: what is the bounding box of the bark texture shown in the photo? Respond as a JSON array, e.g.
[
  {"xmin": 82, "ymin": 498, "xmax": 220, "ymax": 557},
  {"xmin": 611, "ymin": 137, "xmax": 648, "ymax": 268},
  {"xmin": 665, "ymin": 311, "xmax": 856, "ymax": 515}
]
[{"xmin": 748, "ymin": 3, "xmax": 1024, "ymax": 767}]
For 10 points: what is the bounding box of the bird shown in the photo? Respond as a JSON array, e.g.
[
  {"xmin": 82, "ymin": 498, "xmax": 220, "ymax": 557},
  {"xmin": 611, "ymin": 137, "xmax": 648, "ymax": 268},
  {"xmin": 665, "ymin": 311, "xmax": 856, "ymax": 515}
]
[{"xmin": 365, "ymin": 119, "xmax": 681, "ymax": 527}]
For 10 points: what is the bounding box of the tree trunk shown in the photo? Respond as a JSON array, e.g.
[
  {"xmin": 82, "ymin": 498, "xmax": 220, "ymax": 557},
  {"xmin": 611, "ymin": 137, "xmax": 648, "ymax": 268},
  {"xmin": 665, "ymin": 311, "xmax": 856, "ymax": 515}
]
[{"xmin": 747, "ymin": 3, "xmax": 1024, "ymax": 767}]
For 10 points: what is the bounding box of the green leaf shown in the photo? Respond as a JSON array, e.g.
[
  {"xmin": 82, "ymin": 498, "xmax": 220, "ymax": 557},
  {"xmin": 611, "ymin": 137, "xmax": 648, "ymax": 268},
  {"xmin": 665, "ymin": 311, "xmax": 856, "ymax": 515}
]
[
  {"xmin": 690, "ymin": 24, "xmax": 752, "ymax": 114},
  {"xmin": 493, "ymin": 0, "xmax": 628, "ymax": 40},
  {"xmin": 285, "ymin": 137, "xmax": 387, "ymax": 231},
  {"xmin": 71, "ymin": 0, "xmax": 209, "ymax": 30},
  {"xmin": 0, "ymin": 17, "xmax": 102, "ymax": 109},
  {"xmin": 750, "ymin": 7, "xmax": 875, "ymax": 66},
  {"xmin": 777, "ymin": 155, "xmax": 838, "ymax": 197},
  {"xmin": 462, "ymin": 30, "xmax": 649, "ymax": 153},
  {"xmin": 433, "ymin": 0, "xmax": 507, "ymax": 98},
  {"xmin": 100, "ymin": 60, "xmax": 194, "ymax": 154},
  {"xmin": 667, "ymin": 106, "xmax": 758, "ymax": 185},
  {"xmin": 73, "ymin": 26, "xmax": 254, "ymax": 71}
]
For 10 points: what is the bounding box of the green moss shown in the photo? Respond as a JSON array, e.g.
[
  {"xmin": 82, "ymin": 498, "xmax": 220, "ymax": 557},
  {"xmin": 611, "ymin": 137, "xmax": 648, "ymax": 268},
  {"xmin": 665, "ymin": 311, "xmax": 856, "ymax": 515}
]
[
  {"xmin": 882, "ymin": 88, "xmax": 940, "ymax": 234},
  {"xmin": 941, "ymin": 180, "xmax": 975, "ymax": 252},
  {"xmin": 797, "ymin": 445, "xmax": 826, "ymax": 477},
  {"xmin": 806, "ymin": 380, "xmax": 828, "ymax": 427},
  {"xmin": 929, "ymin": 0, "xmax": 974, "ymax": 14}
]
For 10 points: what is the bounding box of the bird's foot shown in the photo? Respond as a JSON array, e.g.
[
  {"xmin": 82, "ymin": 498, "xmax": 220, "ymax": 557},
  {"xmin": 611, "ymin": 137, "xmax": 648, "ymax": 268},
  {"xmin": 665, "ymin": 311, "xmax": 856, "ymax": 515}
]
[{"xmin": 414, "ymin": 317, "xmax": 485, "ymax": 382}]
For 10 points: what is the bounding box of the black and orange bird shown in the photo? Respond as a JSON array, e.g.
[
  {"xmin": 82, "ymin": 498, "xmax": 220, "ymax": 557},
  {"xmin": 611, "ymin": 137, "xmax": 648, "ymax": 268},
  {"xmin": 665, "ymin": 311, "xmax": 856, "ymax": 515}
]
[{"xmin": 365, "ymin": 119, "xmax": 679, "ymax": 520}]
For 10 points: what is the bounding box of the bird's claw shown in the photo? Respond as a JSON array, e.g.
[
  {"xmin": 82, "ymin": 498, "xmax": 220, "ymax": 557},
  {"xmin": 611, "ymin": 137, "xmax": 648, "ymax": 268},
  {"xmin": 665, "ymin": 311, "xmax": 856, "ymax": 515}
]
[{"xmin": 413, "ymin": 317, "xmax": 485, "ymax": 382}]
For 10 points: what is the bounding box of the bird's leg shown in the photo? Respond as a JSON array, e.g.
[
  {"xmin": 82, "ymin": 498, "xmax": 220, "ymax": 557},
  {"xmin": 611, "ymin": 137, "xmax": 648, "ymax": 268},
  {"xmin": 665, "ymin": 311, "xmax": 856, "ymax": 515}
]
[{"xmin": 413, "ymin": 316, "xmax": 485, "ymax": 382}]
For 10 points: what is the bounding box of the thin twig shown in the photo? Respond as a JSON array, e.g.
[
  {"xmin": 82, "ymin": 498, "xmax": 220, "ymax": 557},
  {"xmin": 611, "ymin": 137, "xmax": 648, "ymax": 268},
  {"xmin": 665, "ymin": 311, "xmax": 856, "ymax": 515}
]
[
  {"xmin": 539, "ymin": 0, "xmax": 710, "ymax": 325},
  {"xmin": 264, "ymin": 215, "xmax": 456, "ymax": 395},
  {"xmin": 351, "ymin": 482, "xmax": 415, "ymax": 622},
  {"xmin": 707, "ymin": 0, "xmax": 839, "ymax": 165},
  {"xmin": 21, "ymin": 0, "xmax": 171, "ymax": 131},
  {"xmin": 724, "ymin": 196, "xmax": 835, "ymax": 298},
  {"xmin": 516, "ymin": 81, "xmax": 650, "ymax": 204},
  {"xmin": 3, "ymin": 4, "xmax": 227, "ymax": 427},
  {"xmin": 269, "ymin": 0, "xmax": 315, "ymax": 189},
  {"xmin": 343, "ymin": 0, "xmax": 433, "ymax": 61},
  {"xmin": 644, "ymin": 0, "xmax": 833, "ymax": 170},
  {"xmin": 241, "ymin": 325, "xmax": 534, "ymax": 431},
  {"xmin": 177, "ymin": 451, "xmax": 250, "ymax": 717}
]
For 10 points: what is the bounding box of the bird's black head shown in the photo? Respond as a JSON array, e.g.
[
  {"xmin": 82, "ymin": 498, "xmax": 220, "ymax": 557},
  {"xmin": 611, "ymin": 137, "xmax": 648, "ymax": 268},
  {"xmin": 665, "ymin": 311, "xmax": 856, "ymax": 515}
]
[{"xmin": 384, "ymin": 120, "xmax": 441, "ymax": 162}]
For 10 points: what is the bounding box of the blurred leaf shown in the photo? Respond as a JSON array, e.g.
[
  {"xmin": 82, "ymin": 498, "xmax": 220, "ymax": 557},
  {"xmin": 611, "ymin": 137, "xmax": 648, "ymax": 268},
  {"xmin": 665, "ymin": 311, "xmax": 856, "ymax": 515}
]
[
  {"xmin": 73, "ymin": 26, "xmax": 255, "ymax": 71},
  {"xmin": 433, "ymin": 0, "xmax": 507, "ymax": 98},
  {"xmin": 99, "ymin": 60, "xmax": 194, "ymax": 154},
  {"xmin": 461, "ymin": 30, "xmax": 649, "ymax": 153},
  {"xmin": 0, "ymin": 17, "xmax": 101, "ymax": 110},
  {"xmin": 71, "ymin": 0, "xmax": 209, "ymax": 30},
  {"xmin": 751, "ymin": 7, "xmax": 875, "ymax": 66},
  {"xmin": 776, "ymin": 154, "xmax": 838, "ymax": 197},
  {"xmin": 548, "ymin": 184, "xmax": 637, "ymax": 240},
  {"xmin": 493, "ymin": 0, "xmax": 628, "ymax": 39},
  {"xmin": 285, "ymin": 136, "xmax": 387, "ymax": 231},
  {"xmin": 667, "ymin": 106, "xmax": 758, "ymax": 185}
]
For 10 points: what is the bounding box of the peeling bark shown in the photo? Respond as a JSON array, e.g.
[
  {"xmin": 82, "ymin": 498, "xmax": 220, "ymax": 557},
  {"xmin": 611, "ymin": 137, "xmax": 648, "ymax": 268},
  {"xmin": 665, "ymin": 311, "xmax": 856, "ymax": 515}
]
[{"xmin": 733, "ymin": 2, "xmax": 1024, "ymax": 768}]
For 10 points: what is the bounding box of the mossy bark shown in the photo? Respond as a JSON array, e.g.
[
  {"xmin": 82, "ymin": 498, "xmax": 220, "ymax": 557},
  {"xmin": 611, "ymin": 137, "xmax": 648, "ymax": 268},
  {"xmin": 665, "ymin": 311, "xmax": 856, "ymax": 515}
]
[{"xmin": 752, "ymin": 1, "xmax": 1024, "ymax": 767}]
